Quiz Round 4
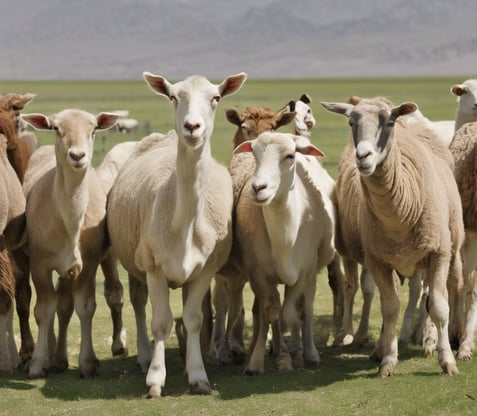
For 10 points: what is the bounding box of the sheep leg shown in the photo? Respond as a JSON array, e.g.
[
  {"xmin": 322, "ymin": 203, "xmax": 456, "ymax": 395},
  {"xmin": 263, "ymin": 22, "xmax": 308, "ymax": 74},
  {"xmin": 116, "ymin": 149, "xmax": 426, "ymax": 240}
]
[
  {"xmin": 145, "ymin": 272, "xmax": 172, "ymax": 398},
  {"xmin": 73, "ymin": 268, "xmax": 99, "ymax": 378},
  {"xmin": 212, "ymin": 274, "xmax": 228, "ymax": 362},
  {"xmin": 399, "ymin": 271, "xmax": 423, "ymax": 344},
  {"xmin": 458, "ymin": 270, "xmax": 477, "ymax": 360},
  {"xmin": 128, "ymin": 274, "xmax": 151, "ymax": 373},
  {"xmin": 182, "ymin": 277, "xmax": 213, "ymax": 395},
  {"xmin": 55, "ymin": 277, "xmax": 74, "ymax": 372},
  {"xmin": 427, "ymin": 253, "xmax": 458, "ymax": 375},
  {"xmin": 12, "ymin": 248, "xmax": 34, "ymax": 366},
  {"xmin": 333, "ymin": 258, "xmax": 358, "ymax": 346},
  {"xmin": 6, "ymin": 304, "xmax": 19, "ymax": 370},
  {"xmin": 368, "ymin": 262, "xmax": 399, "ymax": 377},
  {"xmin": 353, "ymin": 267, "xmax": 375, "ymax": 346},
  {"xmin": 457, "ymin": 233, "xmax": 477, "ymax": 360},
  {"xmin": 282, "ymin": 285, "xmax": 304, "ymax": 368},
  {"xmin": 0, "ymin": 297, "xmax": 15, "ymax": 372},
  {"xmin": 100, "ymin": 252, "xmax": 127, "ymax": 357},
  {"xmin": 29, "ymin": 268, "xmax": 57, "ymax": 378},
  {"xmin": 213, "ymin": 266, "xmax": 246, "ymax": 365},
  {"xmin": 327, "ymin": 254, "xmax": 346, "ymax": 344},
  {"xmin": 245, "ymin": 280, "xmax": 288, "ymax": 374},
  {"xmin": 301, "ymin": 278, "xmax": 320, "ymax": 366}
]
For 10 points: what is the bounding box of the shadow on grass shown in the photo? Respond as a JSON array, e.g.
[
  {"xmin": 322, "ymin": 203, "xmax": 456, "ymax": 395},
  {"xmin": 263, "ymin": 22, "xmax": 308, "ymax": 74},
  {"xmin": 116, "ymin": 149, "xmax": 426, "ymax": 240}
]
[{"xmin": 0, "ymin": 314, "xmax": 444, "ymax": 401}]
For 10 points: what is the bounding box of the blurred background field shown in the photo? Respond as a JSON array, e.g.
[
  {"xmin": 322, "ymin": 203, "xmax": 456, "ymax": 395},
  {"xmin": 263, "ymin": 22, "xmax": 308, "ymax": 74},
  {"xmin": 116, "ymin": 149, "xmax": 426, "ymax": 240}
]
[{"xmin": 0, "ymin": 77, "xmax": 476, "ymax": 416}]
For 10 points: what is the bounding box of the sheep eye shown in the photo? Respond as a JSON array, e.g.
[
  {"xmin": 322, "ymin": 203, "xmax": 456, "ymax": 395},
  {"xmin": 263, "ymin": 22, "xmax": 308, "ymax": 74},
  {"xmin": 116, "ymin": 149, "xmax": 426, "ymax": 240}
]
[
  {"xmin": 213, "ymin": 95, "xmax": 220, "ymax": 103},
  {"xmin": 169, "ymin": 95, "xmax": 177, "ymax": 102},
  {"xmin": 285, "ymin": 154, "xmax": 295, "ymax": 160}
]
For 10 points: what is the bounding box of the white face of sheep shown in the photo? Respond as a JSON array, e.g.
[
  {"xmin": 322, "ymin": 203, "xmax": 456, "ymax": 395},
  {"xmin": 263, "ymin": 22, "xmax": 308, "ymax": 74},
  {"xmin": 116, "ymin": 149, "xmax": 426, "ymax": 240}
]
[
  {"xmin": 451, "ymin": 79, "xmax": 477, "ymax": 120},
  {"xmin": 294, "ymin": 100, "xmax": 316, "ymax": 135},
  {"xmin": 22, "ymin": 110, "xmax": 119, "ymax": 170},
  {"xmin": 234, "ymin": 132, "xmax": 324, "ymax": 205},
  {"xmin": 143, "ymin": 72, "xmax": 247, "ymax": 149},
  {"xmin": 321, "ymin": 100, "xmax": 417, "ymax": 176}
]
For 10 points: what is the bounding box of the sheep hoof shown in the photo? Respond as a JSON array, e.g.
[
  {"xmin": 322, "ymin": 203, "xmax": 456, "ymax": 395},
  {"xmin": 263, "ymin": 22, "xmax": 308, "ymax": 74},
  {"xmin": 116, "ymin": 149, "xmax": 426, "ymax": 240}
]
[
  {"xmin": 276, "ymin": 352, "xmax": 293, "ymax": 372},
  {"xmin": 79, "ymin": 358, "xmax": 99, "ymax": 379},
  {"xmin": 457, "ymin": 350, "xmax": 472, "ymax": 361},
  {"xmin": 28, "ymin": 366, "xmax": 48, "ymax": 379},
  {"xmin": 442, "ymin": 362, "xmax": 459, "ymax": 375},
  {"xmin": 190, "ymin": 380, "xmax": 212, "ymax": 395},
  {"xmin": 145, "ymin": 385, "xmax": 162, "ymax": 399}
]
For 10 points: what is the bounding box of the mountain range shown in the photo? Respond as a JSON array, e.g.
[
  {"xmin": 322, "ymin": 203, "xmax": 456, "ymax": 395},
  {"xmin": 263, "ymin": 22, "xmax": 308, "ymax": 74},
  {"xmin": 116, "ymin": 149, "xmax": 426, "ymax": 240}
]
[{"xmin": 2, "ymin": 0, "xmax": 476, "ymax": 80}]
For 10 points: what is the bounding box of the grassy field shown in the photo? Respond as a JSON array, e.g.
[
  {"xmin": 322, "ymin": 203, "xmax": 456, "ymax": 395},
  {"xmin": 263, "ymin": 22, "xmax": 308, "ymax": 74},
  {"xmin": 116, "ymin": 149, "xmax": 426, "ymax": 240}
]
[{"xmin": 0, "ymin": 77, "xmax": 476, "ymax": 415}]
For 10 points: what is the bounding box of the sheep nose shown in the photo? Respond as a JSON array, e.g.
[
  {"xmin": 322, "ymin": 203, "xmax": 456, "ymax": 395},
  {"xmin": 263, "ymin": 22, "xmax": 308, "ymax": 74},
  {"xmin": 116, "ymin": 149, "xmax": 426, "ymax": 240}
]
[
  {"xmin": 184, "ymin": 121, "xmax": 201, "ymax": 133},
  {"xmin": 252, "ymin": 182, "xmax": 267, "ymax": 194},
  {"xmin": 69, "ymin": 150, "xmax": 86, "ymax": 162},
  {"xmin": 356, "ymin": 150, "xmax": 372, "ymax": 160}
]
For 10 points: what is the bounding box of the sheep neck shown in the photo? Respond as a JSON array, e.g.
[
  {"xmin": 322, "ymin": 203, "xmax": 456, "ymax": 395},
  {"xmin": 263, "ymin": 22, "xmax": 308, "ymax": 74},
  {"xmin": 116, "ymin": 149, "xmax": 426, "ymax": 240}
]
[
  {"xmin": 262, "ymin": 185, "xmax": 305, "ymax": 285},
  {"xmin": 171, "ymin": 140, "xmax": 211, "ymax": 235},
  {"xmin": 53, "ymin": 161, "xmax": 89, "ymax": 242},
  {"xmin": 360, "ymin": 141, "xmax": 423, "ymax": 234}
]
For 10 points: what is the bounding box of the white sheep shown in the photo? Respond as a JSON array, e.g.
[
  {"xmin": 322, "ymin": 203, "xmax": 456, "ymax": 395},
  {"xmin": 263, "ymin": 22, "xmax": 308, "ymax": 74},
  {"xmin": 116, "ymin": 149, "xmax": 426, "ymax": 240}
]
[
  {"xmin": 290, "ymin": 94, "xmax": 316, "ymax": 138},
  {"xmin": 322, "ymin": 97, "xmax": 464, "ymax": 377},
  {"xmin": 21, "ymin": 109, "xmax": 119, "ymax": 379},
  {"xmin": 233, "ymin": 131, "xmax": 335, "ymax": 374},
  {"xmin": 212, "ymin": 104, "xmax": 296, "ymax": 365},
  {"xmin": 451, "ymin": 79, "xmax": 477, "ymax": 131},
  {"xmin": 106, "ymin": 72, "xmax": 247, "ymax": 397}
]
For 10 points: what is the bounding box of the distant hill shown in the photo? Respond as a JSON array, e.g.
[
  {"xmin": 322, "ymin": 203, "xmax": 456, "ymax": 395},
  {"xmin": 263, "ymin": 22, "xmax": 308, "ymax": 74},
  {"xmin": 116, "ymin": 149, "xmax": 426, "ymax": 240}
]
[{"xmin": 2, "ymin": 0, "xmax": 477, "ymax": 80}]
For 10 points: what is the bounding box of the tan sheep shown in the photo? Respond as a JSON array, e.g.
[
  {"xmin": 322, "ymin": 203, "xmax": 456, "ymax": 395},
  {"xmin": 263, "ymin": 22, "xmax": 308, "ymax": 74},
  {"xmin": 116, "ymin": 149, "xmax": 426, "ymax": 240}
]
[
  {"xmin": 22, "ymin": 109, "xmax": 119, "ymax": 379},
  {"xmin": 322, "ymin": 97, "xmax": 464, "ymax": 377},
  {"xmin": 449, "ymin": 120, "xmax": 477, "ymax": 360},
  {"xmin": 233, "ymin": 131, "xmax": 334, "ymax": 375},
  {"xmin": 0, "ymin": 113, "xmax": 26, "ymax": 372},
  {"xmin": 107, "ymin": 72, "xmax": 246, "ymax": 398}
]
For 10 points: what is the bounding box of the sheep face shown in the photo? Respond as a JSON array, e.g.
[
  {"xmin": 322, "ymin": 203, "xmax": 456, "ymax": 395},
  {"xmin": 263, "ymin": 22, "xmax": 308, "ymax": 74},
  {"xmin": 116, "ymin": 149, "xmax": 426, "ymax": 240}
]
[
  {"xmin": 226, "ymin": 106, "xmax": 295, "ymax": 148},
  {"xmin": 234, "ymin": 132, "xmax": 324, "ymax": 205},
  {"xmin": 294, "ymin": 100, "xmax": 316, "ymax": 135},
  {"xmin": 22, "ymin": 110, "xmax": 118, "ymax": 171},
  {"xmin": 144, "ymin": 72, "xmax": 246, "ymax": 149},
  {"xmin": 321, "ymin": 100, "xmax": 416, "ymax": 176},
  {"xmin": 452, "ymin": 79, "xmax": 477, "ymax": 121}
]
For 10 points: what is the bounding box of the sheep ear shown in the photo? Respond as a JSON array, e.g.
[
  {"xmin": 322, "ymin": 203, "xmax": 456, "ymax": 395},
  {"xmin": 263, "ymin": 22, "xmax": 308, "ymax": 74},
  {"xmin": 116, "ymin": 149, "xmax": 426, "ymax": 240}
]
[
  {"xmin": 392, "ymin": 102, "xmax": 417, "ymax": 119},
  {"xmin": 321, "ymin": 101, "xmax": 353, "ymax": 116},
  {"xmin": 21, "ymin": 113, "xmax": 52, "ymax": 130},
  {"xmin": 225, "ymin": 108, "xmax": 242, "ymax": 126},
  {"xmin": 219, "ymin": 72, "xmax": 247, "ymax": 98},
  {"xmin": 97, "ymin": 112, "xmax": 120, "ymax": 131},
  {"xmin": 300, "ymin": 94, "xmax": 311, "ymax": 104},
  {"xmin": 275, "ymin": 109, "xmax": 296, "ymax": 129},
  {"xmin": 296, "ymin": 144, "xmax": 325, "ymax": 158},
  {"xmin": 233, "ymin": 140, "xmax": 253, "ymax": 154},
  {"xmin": 11, "ymin": 93, "xmax": 36, "ymax": 111},
  {"xmin": 451, "ymin": 84, "xmax": 466, "ymax": 97},
  {"xmin": 143, "ymin": 72, "xmax": 172, "ymax": 98}
]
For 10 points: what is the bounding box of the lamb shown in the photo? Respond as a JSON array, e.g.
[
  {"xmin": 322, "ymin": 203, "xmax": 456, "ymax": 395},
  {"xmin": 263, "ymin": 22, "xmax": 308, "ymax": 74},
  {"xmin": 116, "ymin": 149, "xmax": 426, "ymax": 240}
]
[
  {"xmin": 448, "ymin": 120, "xmax": 477, "ymax": 360},
  {"xmin": 451, "ymin": 79, "xmax": 477, "ymax": 131},
  {"xmin": 0, "ymin": 113, "xmax": 27, "ymax": 372},
  {"xmin": 322, "ymin": 97, "xmax": 464, "ymax": 376},
  {"xmin": 232, "ymin": 131, "xmax": 334, "ymax": 375},
  {"xmin": 212, "ymin": 104, "xmax": 296, "ymax": 365},
  {"xmin": 21, "ymin": 109, "xmax": 119, "ymax": 378},
  {"xmin": 106, "ymin": 72, "xmax": 247, "ymax": 397}
]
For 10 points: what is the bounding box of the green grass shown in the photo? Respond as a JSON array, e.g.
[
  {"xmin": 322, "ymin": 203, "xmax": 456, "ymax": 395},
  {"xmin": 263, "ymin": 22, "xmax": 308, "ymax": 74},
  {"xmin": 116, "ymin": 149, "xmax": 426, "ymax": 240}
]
[{"xmin": 0, "ymin": 77, "xmax": 476, "ymax": 416}]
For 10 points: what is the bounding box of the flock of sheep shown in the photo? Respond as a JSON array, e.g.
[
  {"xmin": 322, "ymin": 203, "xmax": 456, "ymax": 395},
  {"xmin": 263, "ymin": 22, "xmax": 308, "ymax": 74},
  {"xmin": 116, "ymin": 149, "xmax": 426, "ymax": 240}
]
[{"xmin": 0, "ymin": 74, "xmax": 476, "ymax": 399}]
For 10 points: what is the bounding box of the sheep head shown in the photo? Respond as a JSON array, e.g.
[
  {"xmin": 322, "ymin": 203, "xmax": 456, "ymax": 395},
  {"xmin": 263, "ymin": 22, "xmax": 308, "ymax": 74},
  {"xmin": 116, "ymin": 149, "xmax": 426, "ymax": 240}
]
[
  {"xmin": 321, "ymin": 98, "xmax": 417, "ymax": 176},
  {"xmin": 22, "ymin": 110, "xmax": 119, "ymax": 171},
  {"xmin": 143, "ymin": 72, "xmax": 247, "ymax": 149},
  {"xmin": 451, "ymin": 79, "xmax": 477, "ymax": 125},
  {"xmin": 234, "ymin": 131, "xmax": 324, "ymax": 205}
]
